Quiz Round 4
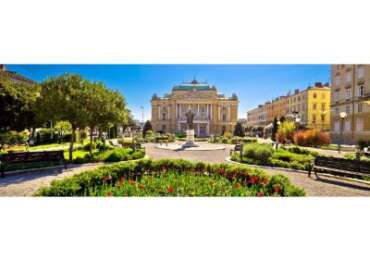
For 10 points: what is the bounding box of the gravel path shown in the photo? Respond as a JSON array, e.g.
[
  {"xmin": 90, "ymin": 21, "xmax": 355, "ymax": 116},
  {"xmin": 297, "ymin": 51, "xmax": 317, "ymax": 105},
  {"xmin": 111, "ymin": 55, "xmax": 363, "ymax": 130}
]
[{"xmin": 144, "ymin": 143, "xmax": 370, "ymax": 197}]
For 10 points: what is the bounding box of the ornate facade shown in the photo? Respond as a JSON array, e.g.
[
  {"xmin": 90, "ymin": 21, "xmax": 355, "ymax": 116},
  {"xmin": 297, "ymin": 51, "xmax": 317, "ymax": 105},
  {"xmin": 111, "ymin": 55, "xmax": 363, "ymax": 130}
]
[{"xmin": 151, "ymin": 80, "xmax": 238, "ymax": 136}]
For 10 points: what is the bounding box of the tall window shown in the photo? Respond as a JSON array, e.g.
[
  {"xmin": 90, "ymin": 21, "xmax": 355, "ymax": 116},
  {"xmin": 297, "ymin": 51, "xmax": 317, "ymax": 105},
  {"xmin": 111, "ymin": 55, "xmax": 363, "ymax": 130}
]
[
  {"xmin": 335, "ymin": 76, "xmax": 340, "ymax": 87},
  {"xmin": 344, "ymin": 120, "xmax": 351, "ymax": 132},
  {"xmin": 345, "ymin": 88, "xmax": 351, "ymax": 99},
  {"xmin": 346, "ymin": 105, "xmax": 350, "ymax": 114},
  {"xmin": 321, "ymin": 103, "xmax": 325, "ymax": 111},
  {"xmin": 313, "ymin": 103, "xmax": 317, "ymax": 110},
  {"xmin": 358, "ymin": 103, "xmax": 363, "ymax": 113},
  {"xmin": 358, "ymin": 85, "xmax": 364, "ymax": 97},
  {"xmin": 312, "ymin": 114, "xmax": 316, "ymax": 124},
  {"xmin": 334, "ymin": 121, "xmax": 340, "ymax": 132},
  {"xmin": 313, "ymin": 93, "xmax": 317, "ymax": 99},
  {"xmin": 321, "ymin": 114, "xmax": 325, "ymax": 122}
]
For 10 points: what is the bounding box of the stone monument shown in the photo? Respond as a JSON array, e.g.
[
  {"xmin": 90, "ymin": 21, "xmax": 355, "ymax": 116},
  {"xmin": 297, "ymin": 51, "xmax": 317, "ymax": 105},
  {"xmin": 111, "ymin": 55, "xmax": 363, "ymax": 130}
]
[{"xmin": 182, "ymin": 109, "xmax": 199, "ymax": 148}]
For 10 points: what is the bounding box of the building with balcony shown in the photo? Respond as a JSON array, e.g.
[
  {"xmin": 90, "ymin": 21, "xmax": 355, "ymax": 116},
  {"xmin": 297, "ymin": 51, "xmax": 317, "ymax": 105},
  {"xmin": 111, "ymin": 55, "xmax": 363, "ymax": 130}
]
[
  {"xmin": 330, "ymin": 64, "xmax": 370, "ymax": 144},
  {"xmin": 151, "ymin": 80, "xmax": 239, "ymax": 136}
]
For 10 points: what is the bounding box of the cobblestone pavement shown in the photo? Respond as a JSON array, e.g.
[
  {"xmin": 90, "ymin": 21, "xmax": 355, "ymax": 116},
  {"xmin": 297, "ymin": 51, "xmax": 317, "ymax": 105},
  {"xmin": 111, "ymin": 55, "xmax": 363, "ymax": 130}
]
[
  {"xmin": 0, "ymin": 163, "xmax": 103, "ymax": 196},
  {"xmin": 145, "ymin": 143, "xmax": 370, "ymax": 196},
  {"xmin": 0, "ymin": 143, "xmax": 369, "ymax": 196}
]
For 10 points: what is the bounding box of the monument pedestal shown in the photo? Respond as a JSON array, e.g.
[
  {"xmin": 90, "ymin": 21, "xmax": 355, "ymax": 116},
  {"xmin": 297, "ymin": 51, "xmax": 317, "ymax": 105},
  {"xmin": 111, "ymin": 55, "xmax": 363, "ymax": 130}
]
[{"xmin": 181, "ymin": 129, "xmax": 199, "ymax": 148}]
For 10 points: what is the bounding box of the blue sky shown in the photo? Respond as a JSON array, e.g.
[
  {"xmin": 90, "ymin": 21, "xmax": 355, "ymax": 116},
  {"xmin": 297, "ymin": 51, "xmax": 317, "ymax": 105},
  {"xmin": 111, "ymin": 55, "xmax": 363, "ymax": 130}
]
[{"xmin": 6, "ymin": 64, "xmax": 330, "ymax": 120}]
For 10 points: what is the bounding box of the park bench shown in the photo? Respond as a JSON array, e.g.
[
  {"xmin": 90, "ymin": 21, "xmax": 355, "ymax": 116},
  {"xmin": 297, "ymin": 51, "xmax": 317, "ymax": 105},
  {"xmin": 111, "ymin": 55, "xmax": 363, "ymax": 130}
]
[
  {"xmin": 308, "ymin": 156, "xmax": 370, "ymax": 180},
  {"xmin": 230, "ymin": 143, "xmax": 243, "ymax": 156},
  {"xmin": 0, "ymin": 150, "xmax": 66, "ymax": 177}
]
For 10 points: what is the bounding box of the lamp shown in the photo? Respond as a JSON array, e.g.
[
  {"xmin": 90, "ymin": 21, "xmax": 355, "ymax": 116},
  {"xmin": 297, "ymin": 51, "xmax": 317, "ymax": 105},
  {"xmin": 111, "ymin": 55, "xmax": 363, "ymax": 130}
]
[{"xmin": 338, "ymin": 111, "xmax": 348, "ymax": 153}]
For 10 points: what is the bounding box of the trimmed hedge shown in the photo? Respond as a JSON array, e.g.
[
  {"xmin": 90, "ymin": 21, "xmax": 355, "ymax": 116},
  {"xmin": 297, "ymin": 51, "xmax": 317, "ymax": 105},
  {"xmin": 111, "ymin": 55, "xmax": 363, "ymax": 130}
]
[
  {"xmin": 231, "ymin": 144, "xmax": 316, "ymax": 171},
  {"xmin": 35, "ymin": 159, "xmax": 305, "ymax": 197}
]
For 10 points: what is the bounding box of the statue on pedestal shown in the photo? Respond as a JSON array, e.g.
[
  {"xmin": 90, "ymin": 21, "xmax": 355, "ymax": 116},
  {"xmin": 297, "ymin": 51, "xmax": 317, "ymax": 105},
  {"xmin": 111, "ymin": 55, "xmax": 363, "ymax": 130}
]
[{"xmin": 185, "ymin": 109, "xmax": 195, "ymax": 130}]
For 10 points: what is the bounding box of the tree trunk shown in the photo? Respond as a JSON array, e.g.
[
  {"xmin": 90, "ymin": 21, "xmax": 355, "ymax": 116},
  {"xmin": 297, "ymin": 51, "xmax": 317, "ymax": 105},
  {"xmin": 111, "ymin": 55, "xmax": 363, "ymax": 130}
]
[
  {"xmin": 89, "ymin": 125, "xmax": 94, "ymax": 157},
  {"xmin": 69, "ymin": 126, "xmax": 76, "ymax": 162}
]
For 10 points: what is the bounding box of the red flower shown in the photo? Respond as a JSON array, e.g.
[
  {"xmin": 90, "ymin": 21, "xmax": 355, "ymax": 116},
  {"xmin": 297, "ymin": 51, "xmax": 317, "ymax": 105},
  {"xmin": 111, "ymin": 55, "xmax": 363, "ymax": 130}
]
[
  {"xmin": 167, "ymin": 185, "xmax": 174, "ymax": 193},
  {"xmin": 218, "ymin": 168, "xmax": 225, "ymax": 175},
  {"xmin": 273, "ymin": 184, "xmax": 281, "ymax": 194},
  {"xmin": 248, "ymin": 176, "xmax": 260, "ymax": 185},
  {"xmin": 105, "ymin": 191, "xmax": 113, "ymax": 197},
  {"xmin": 257, "ymin": 192, "xmax": 264, "ymax": 197}
]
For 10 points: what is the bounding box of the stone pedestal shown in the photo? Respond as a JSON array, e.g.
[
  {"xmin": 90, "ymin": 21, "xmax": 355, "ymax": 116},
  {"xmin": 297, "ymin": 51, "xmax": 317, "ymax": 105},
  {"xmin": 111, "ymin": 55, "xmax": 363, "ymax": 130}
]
[{"xmin": 182, "ymin": 129, "xmax": 199, "ymax": 148}]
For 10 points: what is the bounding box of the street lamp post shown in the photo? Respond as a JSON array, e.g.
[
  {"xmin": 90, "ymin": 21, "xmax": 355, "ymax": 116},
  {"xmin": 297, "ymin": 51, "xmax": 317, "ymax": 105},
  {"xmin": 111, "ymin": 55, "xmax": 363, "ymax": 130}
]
[
  {"xmin": 338, "ymin": 111, "xmax": 347, "ymax": 154},
  {"xmin": 140, "ymin": 106, "xmax": 144, "ymax": 125},
  {"xmin": 295, "ymin": 117, "xmax": 301, "ymax": 131}
]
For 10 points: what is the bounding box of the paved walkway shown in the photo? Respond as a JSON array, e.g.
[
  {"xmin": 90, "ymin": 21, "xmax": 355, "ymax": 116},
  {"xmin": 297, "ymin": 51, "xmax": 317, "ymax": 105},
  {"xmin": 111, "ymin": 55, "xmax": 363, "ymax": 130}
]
[
  {"xmin": 144, "ymin": 143, "xmax": 370, "ymax": 196},
  {"xmin": 0, "ymin": 143, "xmax": 369, "ymax": 196},
  {"xmin": 0, "ymin": 163, "xmax": 103, "ymax": 196}
]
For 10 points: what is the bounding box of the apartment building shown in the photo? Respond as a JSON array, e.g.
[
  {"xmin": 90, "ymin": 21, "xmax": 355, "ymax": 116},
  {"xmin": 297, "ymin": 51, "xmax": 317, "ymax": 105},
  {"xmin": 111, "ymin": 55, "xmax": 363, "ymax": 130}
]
[
  {"xmin": 246, "ymin": 82, "xmax": 331, "ymax": 130},
  {"xmin": 330, "ymin": 65, "xmax": 370, "ymax": 144}
]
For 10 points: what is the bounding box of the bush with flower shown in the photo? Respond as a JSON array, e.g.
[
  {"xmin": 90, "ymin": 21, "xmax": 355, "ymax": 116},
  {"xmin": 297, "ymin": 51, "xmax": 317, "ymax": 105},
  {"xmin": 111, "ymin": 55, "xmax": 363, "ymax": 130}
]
[{"xmin": 35, "ymin": 159, "xmax": 305, "ymax": 197}]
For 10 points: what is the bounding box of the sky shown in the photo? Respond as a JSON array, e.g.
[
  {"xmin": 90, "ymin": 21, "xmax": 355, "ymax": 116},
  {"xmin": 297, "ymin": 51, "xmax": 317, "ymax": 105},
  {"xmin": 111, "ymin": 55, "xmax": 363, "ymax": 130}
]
[{"xmin": 6, "ymin": 64, "xmax": 330, "ymax": 121}]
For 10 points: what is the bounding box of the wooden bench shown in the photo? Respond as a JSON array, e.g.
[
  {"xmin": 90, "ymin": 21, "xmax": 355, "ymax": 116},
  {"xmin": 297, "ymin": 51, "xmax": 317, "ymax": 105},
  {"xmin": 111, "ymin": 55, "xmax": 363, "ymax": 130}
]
[
  {"xmin": 0, "ymin": 150, "xmax": 66, "ymax": 177},
  {"xmin": 308, "ymin": 156, "xmax": 370, "ymax": 180},
  {"xmin": 230, "ymin": 144, "xmax": 243, "ymax": 156}
]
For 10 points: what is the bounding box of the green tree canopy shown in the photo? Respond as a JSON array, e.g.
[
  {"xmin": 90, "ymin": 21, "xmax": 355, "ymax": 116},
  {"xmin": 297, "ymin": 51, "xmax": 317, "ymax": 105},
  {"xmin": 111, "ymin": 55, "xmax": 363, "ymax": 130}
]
[
  {"xmin": 233, "ymin": 122, "xmax": 245, "ymax": 137},
  {"xmin": 0, "ymin": 75, "xmax": 40, "ymax": 131},
  {"xmin": 143, "ymin": 120, "xmax": 153, "ymax": 137},
  {"xmin": 36, "ymin": 74, "xmax": 89, "ymax": 160},
  {"xmin": 83, "ymin": 81, "xmax": 128, "ymax": 153}
]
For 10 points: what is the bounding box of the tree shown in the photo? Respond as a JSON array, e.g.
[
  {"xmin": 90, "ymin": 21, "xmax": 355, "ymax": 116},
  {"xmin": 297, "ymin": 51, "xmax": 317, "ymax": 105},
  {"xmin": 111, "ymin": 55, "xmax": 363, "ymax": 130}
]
[
  {"xmin": 143, "ymin": 120, "xmax": 153, "ymax": 137},
  {"xmin": 36, "ymin": 74, "xmax": 89, "ymax": 161},
  {"xmin": 0, "ymin": 75, "xmax": 40, "ymax": 131},
  {"xmin": 271, "ymin": 117, "xmax": 278, "ymax": 141},
  {"xmin": 84, "ymin": 81, "xmax": 128, "ymax": 154},
  {"xmin": 54, "ymin": 121, "xmax": 72, "ymax": 143},
  {"xmin": 233, "ymin": 122, "xmax": 245, "ymax": 137}
]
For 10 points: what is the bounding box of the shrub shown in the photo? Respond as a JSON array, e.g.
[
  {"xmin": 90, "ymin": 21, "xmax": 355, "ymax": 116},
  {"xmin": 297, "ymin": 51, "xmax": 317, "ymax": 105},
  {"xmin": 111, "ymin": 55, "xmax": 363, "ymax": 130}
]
[
  {"xmin": 293, "ymin": 129, "xmax": 330, "ymax": 147},
  {"xmin": 223, "ymin": 131, "xmax": 232, "ymax": 139},
  {"xmin": 36, "ymin": 159, "xmax": 305, "ymax": 197},
  {"xmin": 81, "ymin": 142, "xmax": 96, "ymax": 151},
  {"xmin": 242, "ymin": 143, "xmax": 273, "ymax": 164},
  {"xmin": 276, "ymin": 121, "xmax": 295, "ymax": 144},
  {"xmin": 0, "ymin": 130, "xmax": 29, "ymax": 150}
]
